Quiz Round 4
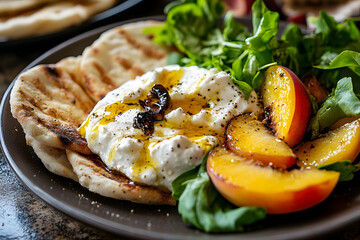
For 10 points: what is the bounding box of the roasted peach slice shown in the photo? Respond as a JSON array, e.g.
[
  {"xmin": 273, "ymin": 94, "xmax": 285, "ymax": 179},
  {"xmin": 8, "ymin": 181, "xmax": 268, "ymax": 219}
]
[
  {"xmin": 207, "ymin": 147, "xmax": 340, "ymax": 214},
  {"xmin": 296, "ymin": 119, "xmax": 360, "ymax": 168},
  {"xmin": 303, "ymin": 74, "xmax": 328, "ymax": 103},
  {"xmin": 261, "ymin": 65, "xmax": 312, "ymax": 147},
  {"xmin": 226, "ymin": 114, "xmax": 296, "ymax": 168},
  {"xmin": 329, "ymin": 116, "xmax": 359, "ymax": 130}
]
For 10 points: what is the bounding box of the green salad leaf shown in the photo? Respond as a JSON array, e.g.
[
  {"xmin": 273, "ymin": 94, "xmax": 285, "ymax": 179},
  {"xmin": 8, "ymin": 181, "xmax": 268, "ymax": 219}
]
[
  {"xmin": 172, "ymin": 155, "xmax": 267, "ymax": 232},
  {"xmin": 319, "ymin": 160, "xmax": 360, "ymax": 181},
  {"xmin": 171, "ymin": 163, "xmax": 200, "ymax": 200},
  {"xmin": 305, "ymin": 12, "xmax": 360, "ymax": 67},
  {"xmin": 280, "ymin": 23, "xmax": 309, "ymax": 75},
  {"xmin": 314, "ymin": 12, "xmax": 360, "ymax": 50},
  {"xmin": 307, "ymin": 51, "xmax": 360, "ymax": 138},
  {"xmin": 223, "ymin": 11, "xmax": 250, "ymax": 42},
  {"xmin": 316, "ymin": 50, "xmax": 360, "ymax": 69},
  {"xmin": 308, "ymin": 77, "xmax": 360, "ymax": 138},
  {"xmin": 145, "ymin": 0, "xmax": 290, "ymax": 99},
  {"xmin": 315, "ymin": 50, "xmax": 360, "ymax": 90},
  {"xmin": 146, "ymin": 0, "xmax": 359, "ymax": 98}
]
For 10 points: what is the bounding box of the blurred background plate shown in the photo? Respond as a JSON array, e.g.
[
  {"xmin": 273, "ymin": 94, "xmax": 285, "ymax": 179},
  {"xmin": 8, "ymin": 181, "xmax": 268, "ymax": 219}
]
[{"xmin": 0, "ymin": 0, "xmax": 143, "ymax": 49}]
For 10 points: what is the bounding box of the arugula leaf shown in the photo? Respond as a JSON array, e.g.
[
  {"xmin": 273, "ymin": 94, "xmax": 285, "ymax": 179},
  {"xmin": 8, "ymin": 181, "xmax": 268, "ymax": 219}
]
[
  {"xmin": 147, "ymin": 0, "xmax": 359, "ymax": 101},
  {"xmin": 280, "ymin": 12, "xmax": 360, "ymax": 80},
  {"xmin": 308, "ymin": 77, "xmax": 360, "ymax": 138},
  {"xmin": 173, "ymin": 154, "xmax": 266, "ymax": 232},
  {"xmin": 280, "ymin": 23, "xmax": 309, "ymax": 75},
  {"xmin": 314, "ymin": 50, "xmax": 360, "ymax": 91},
  {"xmin": 313, "ymin": 11, "xmax": 360, "ymax": 50},
  {"xmin": 319, "ymin": 160, "xmax": 360, "ymax": 181},
  {"xmin": 145, "ymin": 0, "xmax": 283, "ymax": 99},
  {"xmin": 315, "ymin": 50, "xmax": 360, "ymax": 90},
  {"xmin": 314, "ymin": 11, "xmax": 338, "ymax": 46},
  {"xmin": 165, "ymin": 0, "xmax": 224, "ymax": 59},
  {"xmin": 281, "ymin": 23, "xmax": 304, "ymax": 48},
  {"xmin": 223, "ymin": 11, "xmax": 250, "ymax": 42},
  {"xmin": 306, "ymin": 50, "xmax": 360, "ymax": 138},
  {"xmin": 246, "ymin": 11, "xmax": 279, "ymax": 49},
  {"xmin": 251, "ymin": 0, "xmax": 271, "ymax": 34},
  {"xmin": 230, "ymin": 0, "xmax": 279, "ymax": 97},
  {"xmin": 315, "ymin": 50, "xmax": 360, "ymax": 69}
]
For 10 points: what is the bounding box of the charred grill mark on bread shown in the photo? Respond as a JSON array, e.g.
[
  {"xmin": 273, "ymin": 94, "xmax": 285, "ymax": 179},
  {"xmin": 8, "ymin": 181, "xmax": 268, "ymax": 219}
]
[
  {"xmin": 49, "ymin": 124, "xmax": 91, "ymax": 154},
  {"xmin": 92, "ymin": 61, "xmax": 117, "ymax": 88},
  {"xmin": 10, "ymin": 22, "xmax": 176, "ymax": 205},
  {"xmin": 11, "ymin": 63, "xmax": 95, "ymax": 155},
  {"xmin": 91, "ymin": 61, "xmax": 118, "ymax": 99},
  {"xmin": 42, "ymin": 65, "xmax": 95, "ymax": 113},
  {"xmin": 18, "ymin": 103, "xmax": 92, "ymax": 155},
  {"xmin": 117, "ymin": 28, "xmax": 166, "ymax": 59},
  {"xmin": 115, "ymin": 56, "xmax": 145, "ymax": 78},
  {"xmin": 77, "ymin": 153, "xmax": 175, "ymax": 204},
  {"xmin": 44, "ymin": 66, "xmax": 60, "ymax": 79},
  {"xmin": 26, "ymin": 76, "xmax": 51, "ymax": 99},
  {"xmin": 17, "ymin": 78, "xmax": 90, "ymax": 126},
  {"xmin": 115, "ymin": 55, "xmax": 132, "ymax": 69}
]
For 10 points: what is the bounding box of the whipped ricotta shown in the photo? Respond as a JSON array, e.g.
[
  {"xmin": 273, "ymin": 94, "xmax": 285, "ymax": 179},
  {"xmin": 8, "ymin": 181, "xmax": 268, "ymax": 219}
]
[{"xmin": 79, "ymin": 65, "xmax": 260, "ymax": 191}]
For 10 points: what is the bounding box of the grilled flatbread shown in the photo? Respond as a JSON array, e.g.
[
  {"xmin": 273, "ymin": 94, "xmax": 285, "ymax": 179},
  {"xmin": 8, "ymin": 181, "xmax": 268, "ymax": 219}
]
[
  {"xmin": 0, "ymin": 0, "xmax": 55, "ymax": 16},
  {"xmin": 80, "ymin": 20, "xmax": 171, "ymax": 101},
  {"xmin": 0, "ymin": 0, "xmax": 117, "ymax": 40},
  {"xmin": 10, "ymin": 20, "xmax": 177, "ymax": 205},
  {"xmin": 26, "ymin": 135, "xmax": 78, "ymax": 181},
  {"xmin": 10, "ymin": 56, "xmax": 95, "ymax": 154},
  {"xmin": 67, "ymin": 150, "xmax": 176, "ymax": 205}
]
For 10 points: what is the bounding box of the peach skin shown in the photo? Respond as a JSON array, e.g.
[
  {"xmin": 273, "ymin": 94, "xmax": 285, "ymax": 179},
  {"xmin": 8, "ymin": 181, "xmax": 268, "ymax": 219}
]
[
  {"xmin": 207, "ymin": 146, "xmax": 339, "ymax": 214},
  {"xmin": 261, "ymin": 65, "xmax": 312, "ymax": 147}
]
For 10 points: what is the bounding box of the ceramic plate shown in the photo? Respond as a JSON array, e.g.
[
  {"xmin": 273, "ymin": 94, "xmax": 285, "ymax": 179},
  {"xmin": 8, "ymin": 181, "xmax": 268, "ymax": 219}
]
[
  {"xmin": 1, "ymin": 16, "xmax": 360, "ymax": 240},
  {"xmin": 0, "ymin": 0, "xmax": 143, "ymax": 48}
]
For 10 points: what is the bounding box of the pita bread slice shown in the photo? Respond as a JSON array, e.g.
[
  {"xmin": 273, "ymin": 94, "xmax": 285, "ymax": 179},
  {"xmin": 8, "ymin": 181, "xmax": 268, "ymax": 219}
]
[
  {"xmin": 10, "ymin": 56, "xmax": 95, "ymax": 155},
  {"xmin": 0, "ymin": 0, "xmax": 55, "ymax": 16},
  {"xmin": 10, "ymin": 20, "xmax": 177, "ymax": 203},
  {"xmin": 80, "ymin": 20, "xmax": 171, "ymax": 101},
  {"xmin": 0, "ymin": 0, "xmax": 117, "ymax": 40},
  {"xmin": 26, "ymin": 135, "xmax": 78, "ymax": 181},
  {"xmin": 67, "ymin": 150, "xmax": 176, "ymax": 205}
]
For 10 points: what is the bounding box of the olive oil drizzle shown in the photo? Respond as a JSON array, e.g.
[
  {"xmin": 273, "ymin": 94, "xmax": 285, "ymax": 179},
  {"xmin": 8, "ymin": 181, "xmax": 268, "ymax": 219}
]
[{"xmin": 79, "ymin": 68, "xmax": 223, "ymax": 180}]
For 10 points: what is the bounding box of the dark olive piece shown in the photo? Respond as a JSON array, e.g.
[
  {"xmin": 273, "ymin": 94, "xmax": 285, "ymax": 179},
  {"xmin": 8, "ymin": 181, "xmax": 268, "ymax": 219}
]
[
  {"xmin": 133, "ymin": 112, "xmax": 155, "ymax": 136},
  {"xmin": 133, "ymin": 84, "xmax": 171, "ymax": 135},
  {"xmin": 139, "ymin": 84, "xmax": 170, "ymax": 121}
]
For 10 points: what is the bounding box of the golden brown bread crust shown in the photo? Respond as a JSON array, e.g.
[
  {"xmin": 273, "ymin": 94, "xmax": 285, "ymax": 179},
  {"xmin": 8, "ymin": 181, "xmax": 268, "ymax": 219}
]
[
  {"xmin": 0, "ymin": 0, "xmax": 118, "ymax": 39},
  {"xmin": 10, "ymin": 57, "xmax": 95, "ymax": 155},
  {"xmin": 80, "ymin": 20, "xmax": 171, "ymax": 101},
  {"xmin": 9, "ymin": 21, "xmax": 177, "ymax": 205},
  {"xmin": 67, "ymin": 150, "xmax": 176, "ymax": 205},
  {"xmin": 26, "ymin": 135, "xmax": 78, "ymax": 181}
]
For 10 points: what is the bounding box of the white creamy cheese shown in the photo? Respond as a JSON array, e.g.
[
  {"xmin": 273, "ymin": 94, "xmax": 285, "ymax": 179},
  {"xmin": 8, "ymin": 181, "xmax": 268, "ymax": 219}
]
[{"xmin": 79, "ymin": 65, "xmax": 260, "ymax": 191}]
